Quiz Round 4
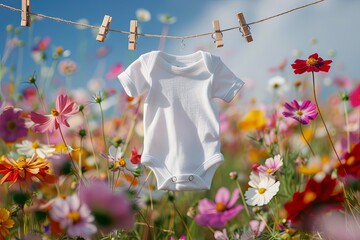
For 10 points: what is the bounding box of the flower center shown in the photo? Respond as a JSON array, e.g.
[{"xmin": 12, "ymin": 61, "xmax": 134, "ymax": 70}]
[
  {"xmin": 17, "ymin": 157, "xmax": 27, "ymax": 169},
  {"xmin": 32, "ymin": 141, "xmax": 39, "ymax": 149},
  {"xmin": 0, "ymin": 208, "xmax": 10, "ymax": 222},
  {"xmin": 303, "ymin": 191, "xmax": 317, "ymax": 204},
  {"xmin": 347, "ymin": 156, "xmax": 355, "ymax": 165},
  {"xmin": 51, "ymin": 109, "xmax": 59, "ymax": 116},
  {"xmin": 266, "ymin": 168, "xmax": 273, "ymax": 174},
  {"xmin": 115, "ymin": 158, "xmax": 126, "ymax": 168},
  {"xmin": 296, "ymin": 110, "xmax": 303, "ymax": 116},
  {"xmin": 67, "ymin": 211, "xmax": 81, "ymax": 223},
  {"xmin": 258, "ymin": 188, "xmax": 266, "ymax": 194},
  {"xmin": 273, "ymin": 83, "xmax": 279, "ymax": 89},
  {"xmin": 6, "ymin": 121, "xmax": 17, "ymax": 130},
  {"xmin": 215, "ymin": 202, "xmax": 227, "ymax": 212},
  {"xmin": 306, "ymin": 57, "xmax": 318, "ymax": 66}
]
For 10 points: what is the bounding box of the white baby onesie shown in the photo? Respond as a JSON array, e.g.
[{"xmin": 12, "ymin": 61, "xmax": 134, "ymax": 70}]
[{"xmin": 118, "ymin": 50, "xmax": 244, "ymax": 191}]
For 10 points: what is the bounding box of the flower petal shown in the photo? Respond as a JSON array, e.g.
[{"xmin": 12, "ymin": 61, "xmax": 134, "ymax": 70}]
[{"xmin": 215, "ymin": 187, "xmax": 230, "ymax": 204}]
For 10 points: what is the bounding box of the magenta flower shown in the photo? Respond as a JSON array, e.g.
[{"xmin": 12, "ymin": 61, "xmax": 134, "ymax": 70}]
[
  {"xmin": 349, "ymin": 83, "xmax": 360, "ymax": 108},
  {"xmin": 49, "ymin": 194, "xmax": 97, "ymax": 238},
  {"xmin": 195, "ymin": 187, "xmax": 243, "ymax": 227},
  {"xmin": 105, "ymin": 63, "xmax": 123, "ymax": 80},
  {"xmin": 282, "ymin": 100, "xmax": 318, "ymax": 125},
  {"xmin": 78, "ymin": 181, "xmax": 135, "ymax": 233},
  {"xmin": 32, "ymin": 36, "xmax": 51, "ymax": 52},
  {"xmin": 0, "ymin": 108, "xmax": 28, "ymax": 143},
  {"xmin": 258, "ymin": 154, "xmax": 283, "ymax": 175},
  {"xmin": 31, "ymin": 94, "xmax": 79, "ymax": 133},
  {"xmin": 169, "ymin": 235, "xmax": 186, "ymax": 240}
]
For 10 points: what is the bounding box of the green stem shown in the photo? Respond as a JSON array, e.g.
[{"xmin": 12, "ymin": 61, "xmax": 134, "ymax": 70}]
[
  {"xmin": 274, "ymin": 196, "xmax": 280, "ymax": 230},
  {"xmin": 123, "ymin": 98, "xmax": 143, "ymax": 154},
  {"xmin": 311, "ymin": 71, "xmax": 341, "ymax": 164},
  {"xmin": 299, "ymin": 124, "xmax": 315, "ymax": 156},
  {"xmin": 81, "ymin": 111, "xmax": 100, "ymax": 176},
  {"xmin": 235, "ymin": 180, "xmax": 250, "ymax": 217},
  {"xmin": 33, "ymin": 82, "xmax": 50, "ymax": 145},
  {"xmin": 58, "ymin": 125, "xmax": 82, "ymax": 182},
  {"xmin": 99, "ymin": 102, "xmax": 107, "ymax": 152},
  {"xmin": 172, "ymin": 201, "xmax": 193, "ymax": 240},
  {"xmin": 79, "ymin": 137, "xmax": 83, "ymax": 179},
  {"xmin": 137, "ymin": 210, "xmax": 155, "ymax": 240},
  {"xmin": 342, "ymin": 97, "xmax": 351, "ymax": 153}
]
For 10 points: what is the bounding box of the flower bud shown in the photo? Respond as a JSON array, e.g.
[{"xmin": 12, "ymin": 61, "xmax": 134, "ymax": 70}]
[
  {"xmin": 187, "ymin": 207, "xmax": 196, "ymax": 218},
  {"xmin": 79, "ymin": 129, "xmax": 86, "ymax": 138},
  {"xmin": 6, "ymin": 24, "xmax": 14, "ymax": 32},
  {"xmin": 341, "ymin": 92, "xmax": 349, "ymax": 102},
  {"xmin": 78, "ymin": 105, "xmax": 85, "ymax": 112},
  {"xmin": 229, "ymin": 171, "xmax": 238, "ymax": 180},
  {"xmin": 29, "ymin": 75, "xmax": 37, "ymax": 84}
]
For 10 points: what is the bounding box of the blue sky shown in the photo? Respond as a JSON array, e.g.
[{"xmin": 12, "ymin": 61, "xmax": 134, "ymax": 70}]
[{"xmin": 1, "ymin": 0, "xmax": 360, "ymax": 100}]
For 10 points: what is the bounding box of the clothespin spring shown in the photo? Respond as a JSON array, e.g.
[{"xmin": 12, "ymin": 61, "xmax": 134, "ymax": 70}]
[{"xmin": 211, "ymin": 30, "xmax": 223, "ymax": 42}]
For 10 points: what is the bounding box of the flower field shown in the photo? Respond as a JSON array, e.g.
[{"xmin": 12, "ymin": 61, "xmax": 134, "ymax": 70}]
[{"xmin": 1, "ymin": 19, "xmax": 360, "ymax": 240}]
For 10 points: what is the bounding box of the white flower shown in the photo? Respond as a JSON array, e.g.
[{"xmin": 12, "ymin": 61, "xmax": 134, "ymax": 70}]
[
  {"xmin": 267, "ymin": 76, "xmax": 289, "ymax": 95},
  {"xmin": 75, "ymin": 18, "xmax": 89, "ymax": 30},
  {"xmin": 136, "ymin": 8, "xmax": 151, "ymax": 22},
  {"xmin": 101, "ymin": 145, "xmax": 137, "ymax": 172},
  {"xmin": 49, "ymin": 195, "xmax": 97, "ymax": 238},
  {"xmin": 158, "ymin": 13, "xmax": 177, "ymax": 24},
  {"xmin": 16, "ymin": 140, "xmax": 55, "ymax": 158},
  {"xmin": 245, "ymin": 172, "xmax": 280, "ymax": 206}
]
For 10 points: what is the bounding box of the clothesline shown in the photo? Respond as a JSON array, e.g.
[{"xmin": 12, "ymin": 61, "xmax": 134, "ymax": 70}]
[{"xmin": 0, "ymin": 0, "xmax": 324, "ymax": 40}]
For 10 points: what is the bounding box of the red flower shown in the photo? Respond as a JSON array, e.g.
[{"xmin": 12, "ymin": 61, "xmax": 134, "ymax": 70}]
[
  {"xmin": 284, "ymin": 175, "xmax": 343, "ymax": 227},
  {"xmin": 349, "ymin": 84, "xmax": 360, "ymax": 108},
  {"xmin": 291, "ymin": 53, "xmax": 332, "ymax": 74},
  {"xmin": 130, "ymin": 147, "xmax": 141, "ymax": 164},
  {"xmin": 338, "ymin": 142, "xmax": 360, "ymax": 178}
]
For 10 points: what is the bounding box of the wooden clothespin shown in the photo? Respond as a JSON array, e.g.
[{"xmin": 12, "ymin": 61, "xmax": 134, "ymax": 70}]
[
  {"xmin": 237, "ymin": 12, "xmax": 253, "ymax": 43},
  {"xmin": 128, "ymin": 20, "xmax": 138, "ymax": 50},
  {"xmin": 212, "ymin": 20, "xmax": 223, "ymax": 48},
  {"xmin": 21, "ymin": 0, "xmax": 30, "ymax": 27},
  {"xmin": 96, "ymin": 15, "xmax": 112, "ymax": 42}
]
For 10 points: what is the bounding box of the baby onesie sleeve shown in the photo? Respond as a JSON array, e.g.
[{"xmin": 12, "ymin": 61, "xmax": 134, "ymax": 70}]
[
  {"xmin": 211, "ymin": 57, "xmax": 244, "ymax": 103},
  {"xmin": 117, "ymin": 54, "xmax": 150, "ymax": 97}
]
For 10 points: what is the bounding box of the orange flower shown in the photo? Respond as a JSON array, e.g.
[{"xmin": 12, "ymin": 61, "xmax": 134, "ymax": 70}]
[
  {"xmin": 0, "ymin": 154, "xmax": 57, "ymax": 187},
  {"xmin": 0, "ymin": 208, "xmax": 15, "ymax": 239}
]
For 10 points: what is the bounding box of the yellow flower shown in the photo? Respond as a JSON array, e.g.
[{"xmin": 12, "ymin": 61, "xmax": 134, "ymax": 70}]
[
  {"xmin": 238, "ymin": 109, "xmax": 266, "ymax": 131},
  {"xmin": 0, "ymin": 208, "xmax": 15, "ymax": 239}
]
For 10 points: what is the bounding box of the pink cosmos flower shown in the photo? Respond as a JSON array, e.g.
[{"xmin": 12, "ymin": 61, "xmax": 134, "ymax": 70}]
[
  {"xmin": 78, "ymin": 181, "xmax": 135, "ymax": 233},
  {"xmin": 49, "ymin": 194, "xmax": 97, "ymax": 238},
  {"xmin": 195, "ymin": 187, "xmax": 243, "ymax": 227},
  {"xmin": 58, "ymin": 60, "xmax": 78, "ymax": 76},
  {"xmin": 282, "ymin": 100, "xmax": 318, "ymax": 125},
  {"xmin": 349, "ymin": 83, "xmax": 360, "ymax": 108},
  {"xmin": 333, "ymin": 76, "xmax": 352, "ymax": 89},
  {"xmin": 0, "ymin": 108, "xmax": 28, "ymax": 143},
  {"xmin": 240, "ymin": 220, "xmax": 266, "ymax": 239},
  {"xmin": 31, "ymin": 94, "xmax": 79, "ymax": 133},
  {"xmin": 258, "ymin": 154, "xmax": 283, "ymax": 175},
  {"xmin": 105, "ymin": 63, "xmax": 123, "ymax": 80}
]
